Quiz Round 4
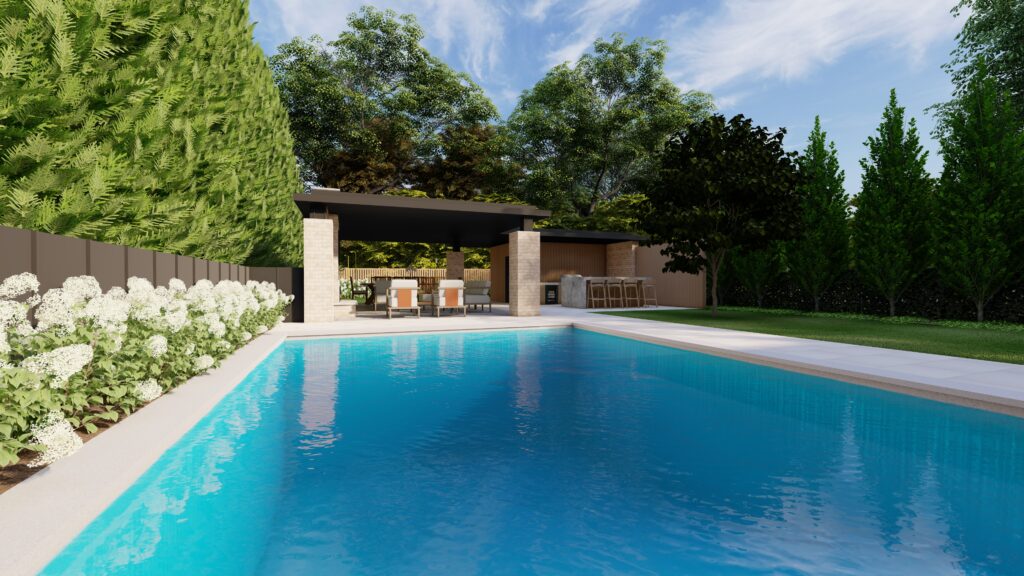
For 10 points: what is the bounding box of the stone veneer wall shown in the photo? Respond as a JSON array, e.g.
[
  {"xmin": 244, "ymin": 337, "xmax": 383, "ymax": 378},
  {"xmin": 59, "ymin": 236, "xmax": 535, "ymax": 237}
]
[
  {"xmin": 445, "ymin": 251, "xmax": 465, "ymax": 279},
  {"xmin": 508, "ymin": 231, "xmax": 540, "ymax": 316},
  {"xmin": 303, "ymin": 215, "xmax": 339, "ymax": 322},
  {"xmin": 605, "ymin": 241, "xmax": 637, "ymax": 277}
]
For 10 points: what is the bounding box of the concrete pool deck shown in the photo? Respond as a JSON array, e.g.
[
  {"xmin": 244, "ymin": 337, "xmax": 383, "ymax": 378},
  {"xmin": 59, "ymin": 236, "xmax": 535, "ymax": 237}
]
[{"xmin": 2, "ymin": 304, "xmax": 1022, "ymax": 575}]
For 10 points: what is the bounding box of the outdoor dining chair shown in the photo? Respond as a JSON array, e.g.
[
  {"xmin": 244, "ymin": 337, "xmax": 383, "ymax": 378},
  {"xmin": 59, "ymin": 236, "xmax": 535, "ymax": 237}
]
[
  {"xmin": 386, "ymin": 279, "xmax": 420, "ymax": 319},
  {"xmin": 434, "ymin": 279, "xmax": 467, "ymax": 317}
]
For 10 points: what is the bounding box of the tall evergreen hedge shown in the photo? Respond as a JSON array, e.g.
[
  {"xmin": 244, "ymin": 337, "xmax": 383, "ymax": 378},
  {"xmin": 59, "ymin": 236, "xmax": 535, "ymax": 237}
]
[{"xmin": 0, "ymin": 0, "xmax": 301, "ymax": 266}]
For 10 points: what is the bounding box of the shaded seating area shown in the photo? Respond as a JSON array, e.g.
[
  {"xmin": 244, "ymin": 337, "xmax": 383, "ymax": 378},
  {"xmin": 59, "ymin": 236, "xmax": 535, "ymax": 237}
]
[{"xmin": 296, "ymin": 188, "xmax": 703, "ymax": 323}]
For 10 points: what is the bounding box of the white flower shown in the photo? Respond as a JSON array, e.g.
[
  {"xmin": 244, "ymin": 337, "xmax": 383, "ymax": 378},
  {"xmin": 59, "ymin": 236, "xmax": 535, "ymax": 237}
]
[
  {"xmin": 34, "ymin": 288, "xmax": 77, "ymax": 333},
  {"xmin": 147, "ymin": 335, "xmax": 168, "ymax": 358},
  {"xmin": 218, "ymin": 339, "xmax": 232, "ymax": 350},
  {"xmin": 82, "ymin": 292, "xmax": 130, "ymax": 333},
  {"xmin": 168, "ymin": 278, "xmax": 186, "ymax": 292},
  {"xmin": 240, "ymin": 331, "xmax": 252, "ymax": 342},
  {"xmin": 27, "ymin": 411, "xmax": 83, "ymax": 468},
  {"xmin": 0, "ymin": 272, "xmax": 39, "ymax": 299},
  {"xmin": 255, "ymin": 325, "xmax": 268, "ymax": 335},
  {"xmin": 62, "ymin": 276, "xmax": 102, "ymax": 304},
  {"xmin": 21, "ymin": 344, "xmax": 94, "ymax": 388},
  {"xmin": 135, "ymin": 379, "xmax": 163, "ymax": 403},
  {"xmin": 193, "ymin": 355, "xmax": 214, "ymax": 373},
  {"xmin": 185, "ymin": 342, "xmax": 196, "ymax": 356},
  {"xmin": 0, "ymin": 301, "xmax": 32, "ymax": 353},
  {"xmin": 127, "ymin": 277, "xmax": 154, "ymax": 293}
]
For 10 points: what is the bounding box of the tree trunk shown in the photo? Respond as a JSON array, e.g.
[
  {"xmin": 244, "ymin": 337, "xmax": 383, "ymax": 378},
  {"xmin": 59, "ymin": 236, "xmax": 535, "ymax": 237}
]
[
  {"xmin": 756, "ymin": 293, "xmax": 764, "ymax": 307},
  {"xmin": 711, "ymin": 268, "xmax": 719, "ymax": 316},
  {"xmin": 709, "ymin": 250, "xmax": 725, "ymax": 316},
  {"xmin": 976, "ymin": 300, "xmax": 985, "ymax": 322},
  {"xmin": 888, "ymin": 297, "xmax": 896, "ymax": 317},
  {"xmin": 813, "ymin": 295, "xmax": 821, "ymax": 313}
]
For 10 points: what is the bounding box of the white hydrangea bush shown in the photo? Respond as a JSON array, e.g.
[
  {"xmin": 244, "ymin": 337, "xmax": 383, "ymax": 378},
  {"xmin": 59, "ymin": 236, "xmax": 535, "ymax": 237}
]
[{"xmin": 0, "ymin": 273, "xmax": 292, "ymax": 468}]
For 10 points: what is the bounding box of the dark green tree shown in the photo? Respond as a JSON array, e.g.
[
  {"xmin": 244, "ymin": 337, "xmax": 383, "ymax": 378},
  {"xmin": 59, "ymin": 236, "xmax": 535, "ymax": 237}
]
[
  {"xmin": 0, "ymin": 0, "xmax": 302, "ymax": 265},
  {"xmin": 785, "ymin": 117, "xmax": 850, "ymax": 311},
  {"xmin": 269, "ymin": 7, "xmax": 498, "ymax": 195},
  {"xmin": 507, "ymin": 34, "xmax": 713, "ymax": 218},
  {"xmin": 728, "ymin": 245, "xmax": 783, "ymax": 308},
  {"xmin": 944, "ymin": 0, "xmax": 1024, "ymax": 122},
  {"xmin": 935, "ymin": 61, "xmax": 1024, "ymax": 321},
  {"xmin": 643, "ymin": 114, "xmax": 803, "ymax": 315},
  {"xmin": 852, "ymin": 90, "xmax": 934, "ymax": 317}
]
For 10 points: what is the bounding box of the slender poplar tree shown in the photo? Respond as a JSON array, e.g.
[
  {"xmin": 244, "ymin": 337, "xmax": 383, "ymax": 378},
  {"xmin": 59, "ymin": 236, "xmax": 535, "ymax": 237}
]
[
  {"xmin": 785, "ymin": 117, "xmax": 849, "ymax": 312},
  {"xmin": 852, "ymin": 90, "xmax": 934, "ymax": 317},
  {"xmin": 935, "ymin": 61, "xmax": 1024, "ymax": 321}
]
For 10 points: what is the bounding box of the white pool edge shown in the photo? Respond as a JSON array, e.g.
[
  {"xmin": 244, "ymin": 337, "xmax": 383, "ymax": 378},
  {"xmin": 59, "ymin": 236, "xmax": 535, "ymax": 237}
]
[{"xmin": 0, "ymin": 333, "xmax": 287, "ymax": 576}]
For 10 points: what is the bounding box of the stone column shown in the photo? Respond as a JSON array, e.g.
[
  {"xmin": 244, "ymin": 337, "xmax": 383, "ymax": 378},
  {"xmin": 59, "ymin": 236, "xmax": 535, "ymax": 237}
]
[
  {"xmin": 445, "ymin": 251, "xmax": 465, "ymax": 279},
  {"xmin": 302, "ymin": 214, "xmax": 339, "ymax": 322},
  {"xmin": 509, "ymin": 230, "xmax": 540, "ymax": 316},
  {"xmin": 606, "ymin": 241, "xmax": 637, "ymax": 276}
]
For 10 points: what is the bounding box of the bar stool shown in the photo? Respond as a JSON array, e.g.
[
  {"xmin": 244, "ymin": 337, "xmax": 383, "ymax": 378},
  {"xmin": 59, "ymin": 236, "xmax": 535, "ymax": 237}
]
[
  {"xmin": 606, "ymin": 278, "xmax": 624, "ymax": 308},
  {"xmin": 642, "ymin": 279, "xmax": 658, "ymax": 307},
  {"xmin": 623, "ymin": 278, "xmax": 641, "ymax": 308},
  {"xmin": 587, "ymin": 279, "xmax": 608, "ymax": 308}
]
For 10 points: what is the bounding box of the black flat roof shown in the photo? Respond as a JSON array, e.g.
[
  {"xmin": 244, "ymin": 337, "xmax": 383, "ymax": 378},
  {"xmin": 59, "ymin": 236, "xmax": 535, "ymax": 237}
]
[{"xmin": 294, "ymin": 188, "xmax": 551, "ymax": 247}]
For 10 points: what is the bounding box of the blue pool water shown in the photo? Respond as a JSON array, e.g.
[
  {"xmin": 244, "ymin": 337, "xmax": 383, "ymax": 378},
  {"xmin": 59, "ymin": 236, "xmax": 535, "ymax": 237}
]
[{"xmin": 45, "ymin": 328, "xmax": 1024, "ymax": 575}]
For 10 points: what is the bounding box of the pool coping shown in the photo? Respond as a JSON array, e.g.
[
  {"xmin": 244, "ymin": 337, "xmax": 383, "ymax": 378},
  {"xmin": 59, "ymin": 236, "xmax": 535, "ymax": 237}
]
[
  {"xmin": 571, "ymin": 320, "xmax": 1024, "ymax": 419},
  {"xmin": 0, "ymin": 333, "xmax": 288, "ymax": 576},
  {"xmin": 3, "ymin": 310, "xmax": 1023, "ymax": 574}
]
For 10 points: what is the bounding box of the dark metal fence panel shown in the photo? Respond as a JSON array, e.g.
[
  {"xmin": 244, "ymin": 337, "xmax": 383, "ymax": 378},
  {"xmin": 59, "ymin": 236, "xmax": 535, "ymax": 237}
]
[
  {"xmin": 0, "ymin": 226, "xmax": 303, "ymax": 321},
  {"xmin": 0, "ymin": 227, "xmax": 32, "ymax": 280},
  {"xmin": 36, "ymin": 232, "xmax": 87, "ymax": 294},
  {"xmin": 89, "ymin": 241, "xmax": 125, "ymax": 291},
  {"xmin": 155, "ymin": 252, "xmax": 175, "ymax": 286}
]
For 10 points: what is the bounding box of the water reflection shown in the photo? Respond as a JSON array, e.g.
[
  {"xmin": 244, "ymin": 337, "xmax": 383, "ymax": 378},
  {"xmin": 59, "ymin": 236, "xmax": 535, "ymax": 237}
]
[{"xmin": 297, "ymin": 342, "xmax": 339, "ymax": 452}]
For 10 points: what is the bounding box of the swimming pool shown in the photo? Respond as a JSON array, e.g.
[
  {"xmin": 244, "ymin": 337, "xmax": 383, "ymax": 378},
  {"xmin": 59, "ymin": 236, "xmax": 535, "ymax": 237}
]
[{"xmin": 44, "ymin": 328, "xmax": 1024, "ymax": 575}]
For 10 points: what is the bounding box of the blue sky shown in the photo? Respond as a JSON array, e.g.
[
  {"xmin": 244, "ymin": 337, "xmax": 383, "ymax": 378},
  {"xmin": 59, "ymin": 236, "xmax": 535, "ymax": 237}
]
[{"xmin": 250, "ymin": 0, "xmax": 964, "ymax": 193}]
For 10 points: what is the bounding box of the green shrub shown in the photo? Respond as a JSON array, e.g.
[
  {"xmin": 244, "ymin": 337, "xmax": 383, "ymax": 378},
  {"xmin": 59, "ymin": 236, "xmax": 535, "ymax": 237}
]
[{"xmin": 0, "ymin": 0, "xmax": 302, "ymax": 266}]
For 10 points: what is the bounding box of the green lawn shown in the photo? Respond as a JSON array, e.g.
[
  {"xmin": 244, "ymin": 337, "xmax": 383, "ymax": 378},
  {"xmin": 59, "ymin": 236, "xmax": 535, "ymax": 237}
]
[{"xmin": 603, "ymin": 308, "xmax": 1024, "ymax": 364}]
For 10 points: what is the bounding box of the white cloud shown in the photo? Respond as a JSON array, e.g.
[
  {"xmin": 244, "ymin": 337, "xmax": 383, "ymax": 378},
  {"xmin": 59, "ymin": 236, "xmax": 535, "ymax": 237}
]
[
  {"xmin": 259, "ymin": 0, "xmax": 507, "ymax": 80},
  {"xmin": 524, "ymin": 0, "xmax": 561, "ymax": 21},
  {"xmin": 665, "ymin": 0, "xmax": 960, "ymax": 93},
  {"xmin": 543, "ymin": 0, "xmax": 644, "ymax": 66}
]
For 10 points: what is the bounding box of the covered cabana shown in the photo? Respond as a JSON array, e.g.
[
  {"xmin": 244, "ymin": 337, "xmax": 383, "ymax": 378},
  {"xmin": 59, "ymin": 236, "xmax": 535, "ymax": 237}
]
[
  {"xmin": 294, "ymin": 187, "xmax": 705, "ymax": 322},
  {"xmin": 294, "ymin": 188, "xmax": 550, "ymax": 321}
]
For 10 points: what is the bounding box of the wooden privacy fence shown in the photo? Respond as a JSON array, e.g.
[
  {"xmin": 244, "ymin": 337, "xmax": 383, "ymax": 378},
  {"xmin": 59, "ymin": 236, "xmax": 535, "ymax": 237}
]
[
  {"xmin": 340, "ymin": 267, "xmax": 491, "ymax": 282},
  {"xmin": 0, "ymin": 226, "xmax": 304, "ymax": 321}
]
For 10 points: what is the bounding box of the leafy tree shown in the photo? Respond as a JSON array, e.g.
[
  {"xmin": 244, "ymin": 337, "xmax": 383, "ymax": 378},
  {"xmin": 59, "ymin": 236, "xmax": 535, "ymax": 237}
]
[
  {"xmin": 269, "ymin": 7, "xmax": 498, "ymax": 195},
  {"xmin": 539, "ymin": 193, "xmax": 648, "ymax": 233},
  {"xmin": 945, "ymin": 0, "xmax": 1024, "ymax": 122},
  {"xmin": 785, "ymin": 117, "xmax": 850, "ymax": 311},
  {"xmin": 418, "ymin": 125, "xmax": 515, "ymax": 200},
  {"xmin": 728, "ymin": 245, "xmax": 783, "ymax": 308},
  {"xmin": 935, "ymin": 61, "xmax": 1024, "ymax": 321},
  {"xmin": 852, "ymin": 90, "xmax": 934, "ymax": 317},
  {"xmin": 643, "ymin": 114, "xmax": 803, "ymax": 315},
  {"xmin": 506, "ymin": 34, "xmax": 713, "ymax": 218},
  {"xmin": 0, "ymin": 0, "xmax": 302, "ymax": 265}
]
